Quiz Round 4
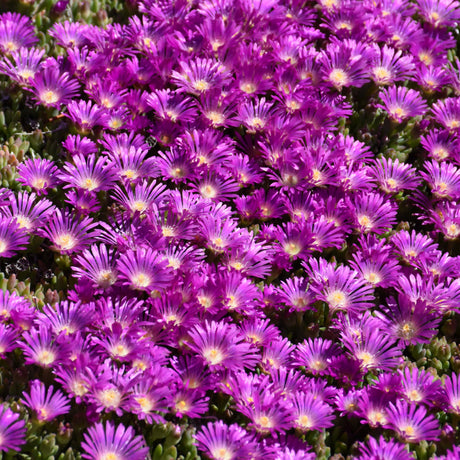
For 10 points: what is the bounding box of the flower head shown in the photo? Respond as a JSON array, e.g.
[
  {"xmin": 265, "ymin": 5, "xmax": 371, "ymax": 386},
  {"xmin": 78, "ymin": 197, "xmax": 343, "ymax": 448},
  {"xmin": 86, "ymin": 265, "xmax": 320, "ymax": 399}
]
[{"xmin": 81, "ymin": 422, "xmax": 149, "ymax": 460}]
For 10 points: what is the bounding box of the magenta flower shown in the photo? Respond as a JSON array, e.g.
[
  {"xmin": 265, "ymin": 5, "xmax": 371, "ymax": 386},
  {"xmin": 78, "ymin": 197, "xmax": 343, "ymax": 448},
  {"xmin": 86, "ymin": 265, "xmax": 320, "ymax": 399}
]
[
  {"xmin": 443, "ymin": 372, "xmax": 460, "ymax": 415},
  {"xmin": 81, "ymin": 422, "xmax": 149, "ymax": 460},
  {"xmin": 73, "ymin": 244, "xmax": 118, "ymax": 290},
  {"xmin": 387, "ymin": 400, "xmax": 441, "ymax": 442},
  {"xmin": 368, "ymin": 44, "xmax": 415, "ymax": 85},
  {"xmin": 59, "ymin": 154, "xmax": 117, "ymax": 193},
  {"xmin": 356, "ymin": 436, "xmax": 414, "ymax": 460},
  {"xmin": 290, "ymin": 392, "xmax": 335, "ymax": 432},
  {"xmin": 0, "ymin": 218, "xmax": 29, "ymax": 257},
  {"xmin": 378, "ymin": 86, "xmax": 427, "ymax": 122},
  {"xmin": 196, "ymin": 421, "xmax": 253, "ymax": 460},
  {"xmin": 29, "ymin": 66, "xmax": 79, "ymax": 108},
  {"xmin": 0, "ymin": 13, "xmax": 38, "ymax": 53},
  {"xmin": 17, "ymin": 158, "xmax": 60, "ymax": 195},
  {"xmin": 0, "ymin": 47, "xmax": 44, "ymax": 84},
  {"xmin": 22, "ymin": 380, "xmax": 70, "ymax": 422},
  {"xmin": 0, "ymin": 405, "xmax": 26, "ymax": 452},
  {"xmin": 187, "ymin": 320, "xmax": 259, "ymax": 371},
  {"xmin": 38, "ymin": 209, "xmax": 100, "ymax": 254},
  {"xmin": 117, "ymin": 247, "xmax": 173, "ymax": 292},
  {"xmin": 0, "ymin": 191, "xmax": 54, "ymax": 233}
]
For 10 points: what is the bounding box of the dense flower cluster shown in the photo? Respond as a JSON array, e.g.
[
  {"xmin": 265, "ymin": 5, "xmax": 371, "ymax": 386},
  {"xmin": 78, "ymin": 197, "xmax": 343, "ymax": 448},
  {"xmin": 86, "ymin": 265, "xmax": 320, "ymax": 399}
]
[{"xmin": 0, "ymin": 0, "xmax": 458, "ymax": 458}]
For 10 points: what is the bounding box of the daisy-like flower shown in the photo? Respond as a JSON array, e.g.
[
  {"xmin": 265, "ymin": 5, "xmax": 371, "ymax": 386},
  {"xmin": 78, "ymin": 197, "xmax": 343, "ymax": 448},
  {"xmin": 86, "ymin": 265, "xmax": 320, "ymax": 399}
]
[
  {"xmin": 431, "ymin": 97, "xmax": 460, "ymax": 130},
  {"xmin": 187, "ymin": 320, "xmax": 259, "ymax": 371},
  {"xmin": 59, "ymin": 154, "xmax": 117, "ymax": 193},
  {"xmin": 400, "ymin": 367, "xmax": 443, "ymax": 408},
  {"xmin": 22, "ymin": 380, "xmax": 70, "ymax": 422},
  {"xmin": 320, "ymin": 40, "xmax": 370, "ymax": 90},
  {"xmin": 0, "ymin": 405, "xmax": 26, "ymax": 452},
  {"xmin": 196, "ymin": 421, "xmax": 252, "ymax": 460},
  {"xmin": 377, "ymin": 86, "xmax": 427, "ymax": 122},
  {"xmin": 356, "ymin": 436, "xmax": 414, "ymax": 460},
  {"xmin": 314, "ymin": 265, "xmax": 375, "ymax": 314},
  {"xmin": 81, "ymin": 422, "xmax": 149, "ymax": 460},
  {"xmin": 112, "ymin": 180, "xmax": 167, "ymax": 215},
  {"xmin": 236, "ymin": 97, "xmax": 273, "ymax": 132},
  {"xmin": 238, "ymin": 391, "xmax": 293, "ymax": 434},
  {"xmin": 391, "ymin": 230, "xmax": 438, "ymax": 264},
  {"xmin": 0, "ymin": 324, "xmax": 17, "ymax": 357},
  {"xmin": 0, "ymin": 191, "xmax": 54, "ymax": 233},
  {"xmin": 192, "ymin": 175, "xmax": 239, "ymax": 202},
  {"xmin": 66, "ymin": 100, "xmax": 107, "ymax": 132},
  {"xmin": 443, "ymin": 372, "xmax": 460, "ymax": 415},
  {"xmin": 350, "ymin": 252, "xmax": 400, "ymax": 288},
  {"xmin": 417, "ymin": 0, "xmax": 460, "ymax": 27},
  {"xmin": 147, "ymin": 89, "xmax": 198, "ymax": 123},
  {"xmin": 369, "ymin": 157, "xmax": 420, "ymax": 194},
  {"xmin": 343, "ymin": 328, "xmax": 402, "ymax": 372},
  {"xmin": 48, "ymin": 20, "xmax": 89, "ymax": 48},
  {"xmin": 386, "ymin": 400, "xmax": 441, "ymax": 442},
  {"xmin": 38, "ymin": 209, "xmax": 100, "ymax": 254},
  {"xmin": 16, "ymin": 158, "xmax": 60, "ymax": 195},
  {"xmin": 37, "ymin": 301, "xmax": 93, "ymax": 336},
  {"xmin": 20, "ymin": 327, "xmax": 66, "ymax": 368},
  {"xmin": 29, "ymin": 66, "xmax": 79, "ymax": 108},
  {"xmin": 292, "ymin": 338, "xmax": 340, "ymax": 375},
  {"xmin": 0, "ymin": 13, "xmax": 38, "ymax": 54},
  {"xmin": 420, "ymin": 160, "xmax": 460, "ymax": 199},
  {"xmin": 368, "ymin": 44, "xmax": 414, "ymax": 85},
  {"xmin": 0, "ymin": 47, "xmax": 44, "ymax": 84},
  {"xmin": 0, "ymin": 218, "xmax": 29, "ymax": 257},
  {"xmin": 351, "ymin": 192, "xmax": 397, "ymax": 234},
  {"xmin": 420, "ymin": 129, "xmax": 458, "ymax": 162},
  {"xmin": 277, "ymin": 277, "xmax": 314, "ymax": 312},
  {"xmin": 73, "ymin": 244, "xmax": 118, "ymax": 290},
  {"xmin": 117, "ymin": 248, "xmax": 173, "ymax": 292},
  {"xmin": 290, "ymin": 392, "xmax": 335, "ymax": 432},
  {"xmin": 172, "ymin": 58, "xmax": 230, "ymax": 95}
]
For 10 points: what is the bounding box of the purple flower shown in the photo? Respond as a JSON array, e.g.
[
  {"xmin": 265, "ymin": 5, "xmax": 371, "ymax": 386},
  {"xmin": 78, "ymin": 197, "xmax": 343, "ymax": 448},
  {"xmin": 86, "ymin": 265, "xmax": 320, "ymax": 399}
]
[
  {"xmin": 196, "ymin": 421, "xmax": 253, "ymax": 460},
  {"xmin": 368, "ymin": 44, "xmax": 415, "ymax": 85},
  {"xmin": 0, "ymin": 47, "xmax": 44, "ymax": 84},
  {"xmin": 356, "ymin": 436, "xmax": 414, "ymax": 460},
  {"xmin": 443, "ymin": 372, "xmax": 460, "ymax": 415},
  {"xmin": 369, "ymin": 157, "xmax": 420, "ymax": 194},
  {"xmin": 290, "ymin": 392, "xmax": 335, "ymax": 432},
  {"xmin": 420, "ymin": 160, "xmax": 460, "ymax": 199},
  {"xmin": 292, "ymin": 338, "xmax": 341, "ymax": 375},
  {"xmin": 378, "ymin": 86, "xmax": 427, "ymax": 122},
  {"xmin": 73, "ymin": 244, "xmax": 118, "ymax": 290},
  {"xmin": 0, "ymin": 218, "xmax": 29, "ymax": 257},
  {"xmin": 387, "ymin": 399, "xmax": 441, "ymax": 442},
  {"xmin": 431, "ymin": 97, "xmax": 460, "ymax": 130},
  {"xmin": 81, "ymin": 422, "xmax": 149, "ymax": 460},
  {"xmin": 0, "ymin": 191, "xmax": 54, "ymax": 233},
  {"xmin": 417, "ymin": 0, "xmax": 460, "ymax": 27},
  {"xmin": 59, "ymin": 154, "xmax": 117, "ymax": 193},
  {"xmin": 400, "ymin": 367, "xmax": 443, "ymax": 408},
  {"xmin": 351, "ymin": 192, "xmax": 397, "ymax": 235},
  {"xmin": 29, "ymin": 66, "xmax": 79, "ymax": 108},
  {"xmin": 0, "ymin": 13, "xmax": 38, "ymax": 53},
  {"xmin": 0, "ymin": 405, "xmax": 26, "ymax": 452},
  {"xmin": 66, "ymin": 100, "xmax": 107, "ymax": 132},
  {"xmin": 38, "ymin": 209, "xmax": 100, "ymax": 254},
  {"xmin": 117, "ymin": 247, "xmax": 173, "ymax": 292},
  {"xmin": 22, "ymin": 380, "xmax": 70, "ymax": 422},
  {"xmin": 16, "ymin": 158, "xmax": 60, "ymax": 195},
  {"xmin": 187, "ymin": 320, "xmax": 259, "ymax": 371},
  {"xmin": 172, "ymin": 58, "xmax": 230, "ymax": 95}
]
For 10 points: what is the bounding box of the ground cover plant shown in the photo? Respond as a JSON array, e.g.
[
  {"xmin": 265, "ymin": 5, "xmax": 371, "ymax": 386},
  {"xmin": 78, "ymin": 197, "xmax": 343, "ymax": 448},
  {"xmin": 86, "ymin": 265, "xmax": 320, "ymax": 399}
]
[{"xmin": 0, "ymin": 0, "xmax": 459, "ymax": 458}]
